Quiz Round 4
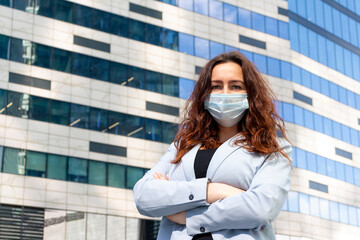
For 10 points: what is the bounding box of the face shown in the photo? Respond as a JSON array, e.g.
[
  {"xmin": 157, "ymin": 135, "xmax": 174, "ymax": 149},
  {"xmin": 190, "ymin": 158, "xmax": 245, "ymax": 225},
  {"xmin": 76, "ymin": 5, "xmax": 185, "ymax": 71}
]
[{"xmin": 210, "ymin": 62, "xmax": 246, "ymax": 94}]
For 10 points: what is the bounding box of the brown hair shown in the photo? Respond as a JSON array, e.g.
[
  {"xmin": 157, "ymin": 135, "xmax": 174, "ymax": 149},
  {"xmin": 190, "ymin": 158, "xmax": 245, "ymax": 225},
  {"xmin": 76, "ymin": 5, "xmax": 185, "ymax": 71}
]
[{"xmin": 172, "ymin": 51, "xmax": 290, "ymax": 163}]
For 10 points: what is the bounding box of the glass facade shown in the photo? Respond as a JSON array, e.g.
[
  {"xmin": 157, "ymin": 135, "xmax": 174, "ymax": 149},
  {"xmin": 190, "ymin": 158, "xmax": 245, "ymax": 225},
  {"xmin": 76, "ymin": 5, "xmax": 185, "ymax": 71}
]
[
  {"xmin": 0, "ymin": 145, "xmax": 146, "ymax": 190},
  {"xmin": 0, "ymin": 89, "xmax": 178, "ymax": 144}
]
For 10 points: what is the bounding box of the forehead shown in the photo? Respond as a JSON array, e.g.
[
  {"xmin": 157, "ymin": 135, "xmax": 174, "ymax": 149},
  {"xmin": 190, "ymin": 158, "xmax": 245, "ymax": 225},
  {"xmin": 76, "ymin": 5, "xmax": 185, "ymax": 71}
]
[{"xmin": 211, "ymin": 62, "xmax": 244, "ymax": 80}]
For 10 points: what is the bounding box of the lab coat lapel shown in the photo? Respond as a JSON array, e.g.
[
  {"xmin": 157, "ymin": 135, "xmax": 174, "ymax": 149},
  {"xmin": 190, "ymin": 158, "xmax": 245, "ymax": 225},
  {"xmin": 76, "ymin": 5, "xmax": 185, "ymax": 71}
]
[
  {"xmin": 207, "ymin": 137, "xmax": 242, "ymax": 179},
  {"xmin": 182, "ymin": 143, "xmax": 201, "ymax": 181}
]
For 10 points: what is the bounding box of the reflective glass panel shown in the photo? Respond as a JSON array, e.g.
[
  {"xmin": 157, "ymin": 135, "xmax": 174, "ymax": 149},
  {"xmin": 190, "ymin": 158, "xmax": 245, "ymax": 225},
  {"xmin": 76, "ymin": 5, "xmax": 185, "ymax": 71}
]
[
  {"xmin": 129, "ymin": 19, "xmax": 145, "ymax": 42},
  {"xmin": 110, "ymin": 62, "xmax": 127, "ymax": 85},
  {"xmin": 311, "ymin": 74, "xmax": 321, "ymax": 93},
  {"xmin": 298, "ymin": 25, "xmax": 309, "ymax": 56},
  {"xmin": 6, "ymin": 91, "xmax": 28, "ymax": 118},
  {"xmin": 348, "ymin": 206, "xmax": 358, "ymax": 226},
  {"xmin": 47, "ymin": 154, "xmax": 67, "ymax": 180},
  {"xmin": 335, "ymin": 161, "xmax": 345, "ymax": 181},
  {"xmin": 10, "ymin": 38, "xmax": 33, "ymax": 64},
  {"xmin": 293, "ymin": 105, "xmax": 304, "ymax": 126},
  {"xmin": 163, "ymin": 75, "xmax": 179, "ymax": 97},
  {"xmin": 162, "ymin": 122, "xmax": 177, "ymax": 144},
  {"xmin": 0, "ymin": 146, "xmax": 2, "ymax": 172},
  {"xmin": 0, "ymin": 35, "xmax": 9, "ymax": 59},
  {"xmin": 326, "ymin": 159, "xmax": 336, "ymax": 178},
  {"xmin": 126, "ymin": 166, "xmax": 144, "ymax": 189},
  {"xmin": 287, "ymin": 191, "xmax": 299, "ymax": 212},
  {"xmin": 54, "ymin": 0, "xmax": 73, "ymax": 23},
  {"xmin": 91, "ymin": 57, "xmax": 109, "ymax": 82},
  {"xmin": 128, "ymin": 66, "xmax": 145, "ymax": 89},
  {"xmin": 93, "ymin": 8, "xmax": 110, "ymax": 32},
  {"xmin": 278, "ymin": 21, "xmax": 289, "ymax": 40},
  {"xmin": 107, "ymin": 111, "xmax": 127, "ymax": 136},
  {"xmin": 126, "ymin": 115, "xmax": 145, "ymax": 139},
  {"xmin": 280, "ymin": 61, "xmax": 291, "ymax": 81},
  {"xmin": 179, "ymin": 33, "xmax": 194, "ymax": 55},
  {"xmin": 309, "ymin": 196, "xmax": 320, "ymax": 217},
  {"xmin": 209, "ymin": 0, "xmax": 223, "ymax": 20},
  {"xmin": 162, "ymin": 29, "xmax": 178, "ymax": 51},
  {"xmin": 3, "ymin": 147, "xmax": 26, "ymax": 175},
  {"xmin": 32, "ymin": 43, "xmax": 52, "ymax": 69},
  {"xmin": 194, "ymin": 0, "xmax": 208, "ymax": 15},
  {"xmin": 326, "ymin": 40, "xmax": 336, "ymax": 69},
  {"xmin": 332, "ymin": 121, "xmax": 341, "ymax": 139},
  {"xmin": 68, "ymin": 157, "xmax": 88, "ymax": 183},
  {"xmin": 317, "ymin": 156, "xmax": 326, "ymax": 175},
  {"xmin": 108, "ymin": 164, "xmax": 125, "ymax": 188},
  {"xmin": 72, "ymin": 53, "xmax": 91, "ymax": 78},
  {"xmin": 146, "ymin": 71, "xmax": 162, "ymax": 94},
  {"xmin": 0, "ymin": 89, "xmax": 6, "ymax": 114},
  {"xmin": 301, "ymin": 69, "xmax": 311, "ymax": 89},
  {"xmin": 306, "ymin": 152, "xmax": 316, "ymax": 172},
  {"xmin": 178, "ymin": 0, "xmax": 193, "ymax": 11},
  {"xmin": 252, "ymin": 12, "xmax": 265, "ymax": 32},
  {"xmin": 14, "ymin": 0, "xmax": 34, "ymax": 12},
  {"xmin": 70, "ymin": 103, "xmax": 90, "ymax": 129},
  {"xmin": 145, "ymin": 118, "xmax": 162, "ymax": 142},
  {"xmin": 308, "ymin": 30, "xmax": 318, "ymax": 62},
  {"xmin": 324, "ymin": 4, "xmax": 333, "ymax": 32},
  {"xmin": 26, "ymin": 151, "xmax": 46, "ymax": 177},
  {"xmin": 344, "ymin": 165, "xmax": 354, "ymax": 184},
  {"xmin": 253, "ymin": 53, "xmax": 266, "ymax": 74},
  {"xmin": 223, "ymin": 3, "xmax": 237, "ymax": 24},
  {"xmin": 238, "ymin": 8, "xmax": 251, "ymax": 28},
  {"xmin": 37, "ymin": 1, "xmax": 54, "ymax": 18},
  {"xmin": 74, "ymin": 4, "xmax": 92, "ymax": 28},
  {"xmin": 29, "ymin": 95, "xmax": 49, "ymax": 122},
  {"xmin": 210, "ymin": 41, "xmax": 224, "ymax": 59},
  {"xmin": 89, "ymin": 161, "xmax": 106, "ymax": 186},
  {"xmin": 111, "ymin": 15, "xmax": 128, "ymax": 38},
  {"xmin": 334, "ymin": 44, "xmax": 344, "ymax": 74},
  {"xmin": 265, "ymin": 17, "xmax": 278, "ymax": 36},
  {"xmin": 341, "ymin": 125, "xmax": 350, "ymax": 143},
  {"xmin": 282, "ymin": 102, "xmax": 294, "ymax": 123},
  {"xmin": 299, "ymin": 193, "xmax": 310, "ymax": 214},
  {"xmin": 50, "ymin": 99, "xmax": 70, "ymax": 125},
  {"xmin": 339, "ymin": 204, "xmax": 349, "ymax": 224},
  {"xmin": 179, "ymin": 78, "xmax": 195, "ymax": 99},
  {"xmin": 323, "ymin": 117, "xmax": 332, "ymax": 136},
  {"xmin": 315, "ymin": 0, "xmax": 325, "ymax": 28},
  {"xmin": 90, "ymin": 107, "xmax": 108, "ymax": 132},
  {"xmin": 267, "ymin": 57, "xmax": 280, "ymax": 78},
  {"xmin": 296, "ymin": 148, "xmax": 307, "ymax": 169},
  {"xmin": 319, "ymin": 198, "xmax": 330, "ymax": 219},
  {"xmin": 52, "ymin": 48, "xmax": 72, "ymax": 73},
  {"xmin": 317, "ymin": 35, "xmax": 327, "ymax": 65},
  {"xmin": 146, "ymin": 24, "xmax": 162, "ymax": 46},
  {"xmin": 304, "ymin": 110, "xmax": 314, "ymax": 130},
  {"xmin": 195, "ymin": 37, "xmax": 209, "ymax": 59}
]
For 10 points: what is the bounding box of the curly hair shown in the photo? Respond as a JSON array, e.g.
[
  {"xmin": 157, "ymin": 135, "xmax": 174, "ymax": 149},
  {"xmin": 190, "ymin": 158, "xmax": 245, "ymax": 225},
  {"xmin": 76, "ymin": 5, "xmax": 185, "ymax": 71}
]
[{"xmin": 172, "ymin": 51, "xmax": 290, "ymax": 164}]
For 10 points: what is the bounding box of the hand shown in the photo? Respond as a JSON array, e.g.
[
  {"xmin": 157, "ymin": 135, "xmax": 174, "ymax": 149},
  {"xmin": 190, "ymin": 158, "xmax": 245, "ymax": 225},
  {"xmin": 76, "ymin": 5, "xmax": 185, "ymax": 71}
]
[
  {"xmin": 166, "ymin": 211, "xmax": 186, "ymax": 225},
  {"xmin": 153, "ymin": 172, "xmax": 169, "ymax": 180},
  {"xmin": 206, "ymin": 182, "xmax": 245, "ymax": 204}
]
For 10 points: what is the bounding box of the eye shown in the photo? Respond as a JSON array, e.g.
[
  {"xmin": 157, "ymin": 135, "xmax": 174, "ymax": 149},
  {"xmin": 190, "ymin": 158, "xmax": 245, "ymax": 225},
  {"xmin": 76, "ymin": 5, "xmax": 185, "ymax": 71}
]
[
  {"xmin": 231, "ymin": 85, "xmax": 243, "ymax": 90},
  {"xmin": 211, "ymin": 85, "xmax": 222, "ymax": 90}
]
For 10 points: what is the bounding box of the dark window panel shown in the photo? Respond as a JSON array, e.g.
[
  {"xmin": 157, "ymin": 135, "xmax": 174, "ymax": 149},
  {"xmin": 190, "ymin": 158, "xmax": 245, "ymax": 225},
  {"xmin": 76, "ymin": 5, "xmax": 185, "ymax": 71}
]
[
  {"xmin": 47, "ymin": 154, "xmax": 67, "ymax": 180},
  {"xmin": 91, "ymin": 57, "xmax": 110, "ymax": 81},
  {"xmin": 110, "ymin": 14, "xmax": 128, "ymax": 38},
  {"xmin": 52, "ymin": 48, "xmax": 72, "ymax": 73},
  {"xmin": 0, "ymin": 146, "xmax": 3, "ymax": 172},
  {"xmin": 0, "ymin": 89, "xmax": 7, "ymax": 114},
  {"xmin": 309, "ymin": 180, "xmax": 328, "ymax": 193},
  {"xmin": 6, "ymin": 91, "xmax": 27, "ymax": 118},
  {"xmin": 0, "ymin": 34, "xmax": 9, "ymax": 59},
  {"xmin": 127, "ymin": 66, "xmax": 145, "ymax": 89},
  {"xmin": 89, "ymin": 142, "xmax": 127, "ymax": 157},
  {"xmin": 129, "ymin": 3, "xmax": 162, "ymax": 19},
  {"xmin": 110, "ymin": 61, "xmax": 128, "ymax": 85},
  {"xmin": 89, "ymin": 161, "xmax": 106, "ymax": 186},
  {"xmin": 90, "ymin": 107, "xmax": 108, "ymax": 132},
  {"xmin": 146, "ymin": 24, "xmax": 162, "ymax": 46},
  {"xmin": 278, "ymin": 7, "xmax": 289, "ymax": 16},
  {"xmin": 239, "ymin": 35, "xmax": 266, "ymax": 49},
  {"xmin": 9, "ymin": 72, "xmax": 51, "ymax": 90},
  {"xmin": 195, "ymin": 66, "xmax": 202, "ymax": 75},
  {"xmin": 10, "ymin": 38, "xmax": 34, "ymax": 64},
  {"xmin": 335, "ymin": 147, "xmax": 353, "ymax": 160},
  {"xmin": 72, "ymin": 53, "xmax": 92, "ymax": 78},
  {"xmin": 126, "ymin": 166, "xmax": 144, "ymax": 189},
  {"xmin": 70, "ymin": 103, "xmax": 90, "ymax": 129},
  {"xmin": 108, "ymin": 163, "xmax": 125, "ymax": 188},
  {"xmin": 162, "ymin": 122, "xmax": 177, "ymax": 144},
  {"xmin": 0, "ymin": 0, "xmax": 11, "ymax": 7},
  {"xmin": 145, "ymin": 118, "xmax": 162, "ymax": 142},
  {"xmin": 54, "ymin": 0, "xmax": 73, "ymax": 23},
  {"xmin": 107, "ymin": 111, "xmax": 127, "ymax": 135},
  {"xmin": 126, "ymin": 115, "xmax": 145, "ymax": 139},
  {"xmin": 3, "ymin": 147, "xmax": 26, "ymax": 175},
  {"xmin": 74, "ymin": 4, "xmax": 92, "ymax": 28},
  {"xmin": 163, "ymin": 74, "xmax": 179, "ymax": 97},
  {"xmin": 74, "ymin": 35, "xmax": 110, "ymax": 53},
  {"xmin": 146, "ymin": 70, "xmax": 162, "ymax": 94},
  {"xmin": 14, "ymin": 0, "xmax": 34, "ymax": 13},
  {"xmin": 129, "ymin": 19, "xmax": 145, "ymax": 42},
  {"xmin": 140, "ymin": 219, "xmax": 161, "ymax": 240},
  {"xmin": 146, "ymin": 101, "xmax": 179, "ymax": 116},
  {"xmin": 293, "ymin": 91, "xmax": 313, "ymax": 105},
  {"xmin": 29, "ymin": 95, "xmax": 50, "ymax": 122},
  {"xmin": 93, "ymin": 8, "xmax": 110, "ymax": 32},
  {"xmin": 37, "ymin": 0, "xmax": 54, "ymax": 18},
  {"xmin": 25, "ymin": 151, "xmax": 46, "ymax": 177},
  {"xmin": 32, "ymin": 43, "xmax": 52, "ymax": 69},
  {"xmin": 68, "ymin": 157, "xmax": 88, "ymax": 183},
  {"xmin": 50, "ymin": 99, "xmax": 70, "ymax": 125},
  {"xmin": 162, "ymin": 29, "xmax": 178, "ymax": 51}
]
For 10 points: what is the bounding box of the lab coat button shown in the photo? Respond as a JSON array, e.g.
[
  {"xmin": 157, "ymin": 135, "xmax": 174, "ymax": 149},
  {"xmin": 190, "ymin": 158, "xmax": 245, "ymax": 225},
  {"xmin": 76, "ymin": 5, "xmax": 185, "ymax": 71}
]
[
  {"xmin": 189, "ymin": 194, "xmax": 194, "ymax": 200},
  {"xmin": 200, "ymin": 227, "xmax": 205, "ymax": 232}
]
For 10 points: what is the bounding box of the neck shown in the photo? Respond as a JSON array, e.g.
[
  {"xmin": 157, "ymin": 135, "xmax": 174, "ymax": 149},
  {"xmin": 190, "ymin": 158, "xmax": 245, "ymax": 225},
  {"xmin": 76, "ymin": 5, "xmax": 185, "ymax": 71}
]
[{"xmin": 218, "ymin": 124, "xmax": 239, "ymax": 143}]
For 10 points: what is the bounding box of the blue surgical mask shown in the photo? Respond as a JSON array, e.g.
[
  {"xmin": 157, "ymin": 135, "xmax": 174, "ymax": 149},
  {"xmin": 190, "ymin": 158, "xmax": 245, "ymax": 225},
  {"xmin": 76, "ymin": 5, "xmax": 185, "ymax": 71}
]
[{"xmin": 204, "ymin": 93, "xmax": 249, "ymax": 127}]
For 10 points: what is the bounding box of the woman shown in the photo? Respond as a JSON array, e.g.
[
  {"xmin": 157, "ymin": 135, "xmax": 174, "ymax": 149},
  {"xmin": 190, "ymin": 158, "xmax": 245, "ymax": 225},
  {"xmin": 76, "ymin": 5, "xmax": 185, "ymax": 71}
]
[{"xmin": 133, "ymin": 51, "xmax": 292, "ymax": 240}]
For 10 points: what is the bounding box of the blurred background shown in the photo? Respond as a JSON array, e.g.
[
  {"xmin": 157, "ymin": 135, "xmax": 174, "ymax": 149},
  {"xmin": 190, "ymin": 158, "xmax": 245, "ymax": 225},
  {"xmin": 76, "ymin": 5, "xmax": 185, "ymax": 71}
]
[{"xmin": 0, "ymin": 0, "xmax": 359, "ymax": 239}]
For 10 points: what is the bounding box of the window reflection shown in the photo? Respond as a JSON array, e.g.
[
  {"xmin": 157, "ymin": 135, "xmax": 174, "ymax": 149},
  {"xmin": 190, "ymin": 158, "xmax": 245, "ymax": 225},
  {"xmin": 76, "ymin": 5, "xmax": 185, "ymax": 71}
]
[
  {"xmin": 68, "ymin": 157, "xmax": 88, "ymax": 183},
  {"xmin": 26, "ymin": 151, "xmax": 46, "ymax": 177}
]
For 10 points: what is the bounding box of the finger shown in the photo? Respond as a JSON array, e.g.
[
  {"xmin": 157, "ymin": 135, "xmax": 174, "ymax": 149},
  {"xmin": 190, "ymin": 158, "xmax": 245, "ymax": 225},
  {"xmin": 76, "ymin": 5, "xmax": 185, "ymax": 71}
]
[{"xmin": 165, "ymin": 174, "xmax": 169, "ymax": 180}]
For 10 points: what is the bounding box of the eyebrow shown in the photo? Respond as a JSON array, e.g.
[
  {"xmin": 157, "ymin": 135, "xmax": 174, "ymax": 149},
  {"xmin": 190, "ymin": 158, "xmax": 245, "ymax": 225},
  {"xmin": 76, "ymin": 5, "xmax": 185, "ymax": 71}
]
[{"xmin": 211, "ymin": 80, "xmax": 244, "ymax": 84}]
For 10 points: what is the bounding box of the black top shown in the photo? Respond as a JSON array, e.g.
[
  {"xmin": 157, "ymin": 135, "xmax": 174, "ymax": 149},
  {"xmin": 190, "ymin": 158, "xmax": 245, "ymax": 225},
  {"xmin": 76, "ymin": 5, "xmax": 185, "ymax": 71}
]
[{"xmin": 192, "ymin": 148, "xmax": 217, "ymax": 240}]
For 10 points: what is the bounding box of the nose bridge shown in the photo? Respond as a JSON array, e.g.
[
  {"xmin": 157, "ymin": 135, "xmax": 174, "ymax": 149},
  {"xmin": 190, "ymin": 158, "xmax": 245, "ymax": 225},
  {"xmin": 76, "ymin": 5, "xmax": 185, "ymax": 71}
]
[{"xmin": 223, "ymin": 82, "xmax": 230, "ymax": 94}]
